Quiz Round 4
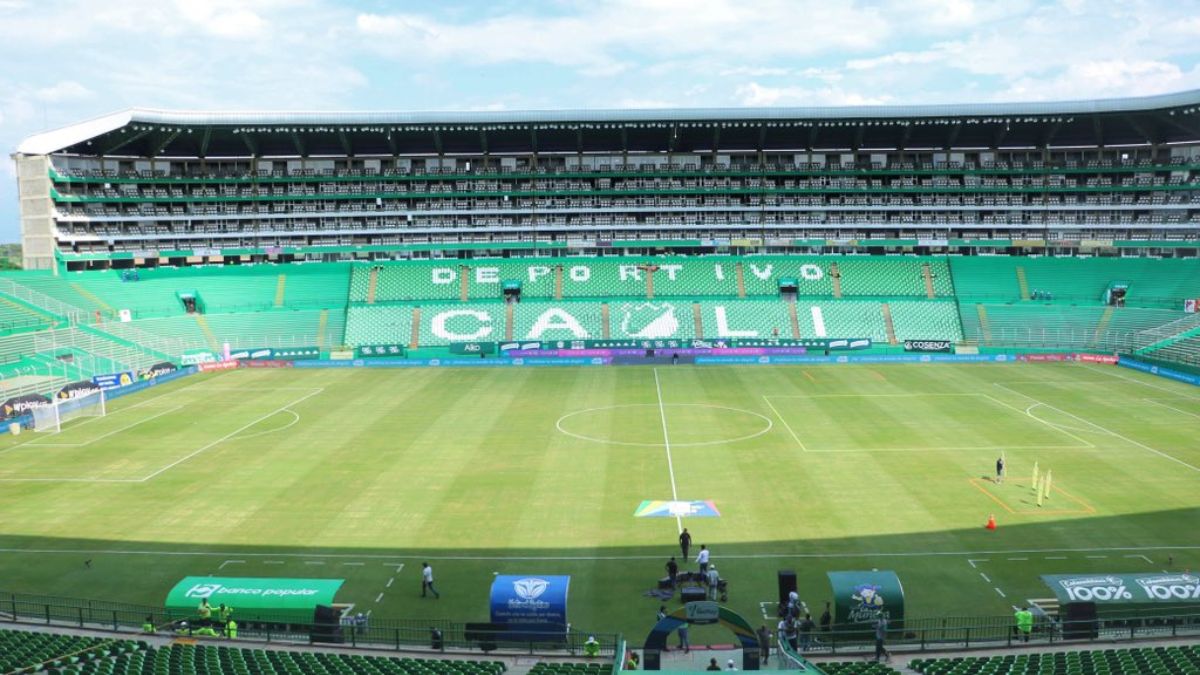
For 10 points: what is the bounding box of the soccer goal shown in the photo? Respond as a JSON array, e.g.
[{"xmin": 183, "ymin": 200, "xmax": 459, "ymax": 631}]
[{"xmin": 33, "ymin": 389, "xmax": 107, "ymax": 433}]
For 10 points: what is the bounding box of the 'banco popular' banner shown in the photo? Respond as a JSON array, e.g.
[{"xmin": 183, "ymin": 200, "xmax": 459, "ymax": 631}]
[
  {"xmin": 489, "ymin": 575, "xmax": 569, "ymax": 625},
  {"xmin": 165, "ymin": 576, "xmax": 344, "ymax": 624}
]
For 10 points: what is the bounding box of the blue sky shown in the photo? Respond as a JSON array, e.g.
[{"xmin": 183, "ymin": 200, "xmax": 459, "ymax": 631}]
[{"xmin": 3, "ymin": 0, "xmax": 1200, "ymax": 244}]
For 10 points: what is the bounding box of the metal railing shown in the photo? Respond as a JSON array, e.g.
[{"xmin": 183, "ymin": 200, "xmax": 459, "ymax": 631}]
[
  {"xmin": 775, "ymin": 610, "xmax": 1200, "ymax": 658},
  {"xmin": 0, "ymin": 589, "xmax": 621, "ymax": 658},
  {"xmin": 0, "ymin": 278, "xmax": 88, "ymax": 325}
]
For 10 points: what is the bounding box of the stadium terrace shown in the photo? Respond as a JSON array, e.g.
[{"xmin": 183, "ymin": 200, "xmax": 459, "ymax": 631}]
[{"xmin": 1, "ymin": 90, "xmax": 1199, "ymax": 675}]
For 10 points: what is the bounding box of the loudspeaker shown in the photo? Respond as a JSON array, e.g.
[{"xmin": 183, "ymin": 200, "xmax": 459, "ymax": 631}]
[
  {"xmin": 777, "ymin": 570, "xmax": 797, "ymax": 607},
  {"xmin": 1062, "ymin": 602, "xmax": 1098, "ymax": 640},
  {"xmin": 310, "ymin": 605, "xmax": 344, "ymax": 644}
]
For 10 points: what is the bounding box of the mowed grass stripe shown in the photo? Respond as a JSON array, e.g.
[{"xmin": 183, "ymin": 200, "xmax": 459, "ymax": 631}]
[{"xmin": 0, "ymin": 364, "xmax": 1196, "ymax": 634}]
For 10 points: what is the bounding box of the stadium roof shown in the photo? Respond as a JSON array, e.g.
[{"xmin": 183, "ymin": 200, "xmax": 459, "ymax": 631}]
[{"xmin": 17, "ymin": 89, "xmax": 1200, "ymax": 158}]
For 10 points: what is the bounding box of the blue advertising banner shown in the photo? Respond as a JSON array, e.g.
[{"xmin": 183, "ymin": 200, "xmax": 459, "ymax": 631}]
[
  {"xmin": 695, "ymin": 354, "xmax": 1017, "ymax": 366},
  {"xmin": 489, "ymin": 575, "xmax": 569, "ymax": 625},
  {"xmin": 1118, "ymin": 357, "xmax": 1200, "ymax": 387},
  {"xmin": 91, "ymin": 371, "xmax": 137, "ymax": 390}
]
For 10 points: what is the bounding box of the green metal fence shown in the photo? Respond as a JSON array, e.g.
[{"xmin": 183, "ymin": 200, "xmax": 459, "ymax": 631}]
[{"xmin": 0, "ymin": 589, "xmax": 621, "ymax": 658}]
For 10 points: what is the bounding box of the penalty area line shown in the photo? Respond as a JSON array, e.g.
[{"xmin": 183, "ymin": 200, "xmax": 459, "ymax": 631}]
[
  {"xmin": 994, "ymin": 382, "xmax": 1200, "ymax": 474},
  {"xmin": 136, "ymin": 388, "xmax": 324, "ymax": 482}
]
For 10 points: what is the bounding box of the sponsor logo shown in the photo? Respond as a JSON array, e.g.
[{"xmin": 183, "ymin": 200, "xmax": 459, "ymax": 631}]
[
  {"xmin": 507, "ymin": 578, "xmax": 552, "ymax": 612},
  {"xmin": 2, "ymin": 393, "xmax": 51, "ymax": 418},
  {"xmin": 848, "ymin": 584, "xmax": 887, "ymax": 622},
  {"xmin": 1057, "ymin": 576, "xmax": 1132, "ymax": 602},
  {"xmin": 185, "ymin": 583, "xmax": 222, "ymax": 599},
  {"xmin": 1135, "ymin": 574, "xmax": 1200, "ymax": 601},
  {"xmin": 904, "ymin": 340, "xmax": 953, "ymax": 353},
  {"xmin": 57, "ymin": 381, "xmax": 102, "ymax": 400},
  {"xmin": 684, "ymin": 601, "xmax": 720, "ymax": 624},
  {"xmin": 181, "ymin": 351, "xmax": 216, "ymax": 365},
  {"xmin": 185, "ymin": 582, "xmax": 322, "ymax": 599},
  {"xmin": 618, "ymin": 302, "xmax": 679, "ymax": 339},
  {"xmin": 198, "ymin": 360, "xmax": 237, "ymax": 372}
]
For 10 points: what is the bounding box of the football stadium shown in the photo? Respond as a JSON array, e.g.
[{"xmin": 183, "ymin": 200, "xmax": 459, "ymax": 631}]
[{"xmin": 1, "ymin": 87, "xmax": 1199, "ymax": 675}]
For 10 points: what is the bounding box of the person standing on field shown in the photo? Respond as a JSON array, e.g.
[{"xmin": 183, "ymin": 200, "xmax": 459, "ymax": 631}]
[
  {"xmin": 421, "ymin": 562, "xmax": 440, "ymax": 599},
  {"xmin": 995, "ymin": 455, "xmax": 1005, "ymax": 484},
  {"xmin": 679, "ymin": 528, "xmax": 692, "ymax": 560},
  {"xmin": 696, "ymin": 545, "xmax": 710, "ymax": 575},
  {"xmin": 666, "ymin": 556, "xmax": 679, "ymax": 587},
  {"xmin": 756, "ymin": 624, "xmax": 771, "ymax": 665}
]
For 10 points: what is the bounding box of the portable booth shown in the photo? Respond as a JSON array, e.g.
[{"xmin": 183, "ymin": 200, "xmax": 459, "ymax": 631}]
[
  {"xmin": 1041, "ymin": 573, "xmax": 1200, "ymax": 638},
  {"xmin": 165, "ymin": 577, "xmax": 348, "ymax": 641},
  {"xmin": 827, "ymin": 570, "xmax": 905, "ymax": 636}
]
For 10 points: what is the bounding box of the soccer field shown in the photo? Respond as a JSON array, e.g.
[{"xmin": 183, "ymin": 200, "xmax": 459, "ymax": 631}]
[{"xmin": 0, "ymin": 362, "xmax": 1197, "ymax": 638}]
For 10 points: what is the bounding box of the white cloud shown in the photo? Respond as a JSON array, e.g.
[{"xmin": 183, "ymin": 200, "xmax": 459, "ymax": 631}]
[
  {"xmin": 846, "ymin": 49, "xmax": 946, "ymax": 71},
  {"xmin": 1003, "ymin": 60, "xmax": 1200, "ymax": 100},
  {"xmin": 354, "ymin": 1, "xmax": 893, "ymax": 75},
  {"xmin": 33, "ymin": 81, "xmax": 92, "ymax": 103},
  {"xmin": 736, "ymin": 82, "xmax": 893, "ymax": 107}
]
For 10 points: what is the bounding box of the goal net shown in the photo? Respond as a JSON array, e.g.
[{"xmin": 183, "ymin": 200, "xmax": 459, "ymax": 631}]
[{"xmin": 33, "ymin": 389, "xmax": 107, "ymax": 433}]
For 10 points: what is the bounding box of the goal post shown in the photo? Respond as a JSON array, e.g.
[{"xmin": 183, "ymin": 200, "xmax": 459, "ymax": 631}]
[{"xmin": 33, "ymin": 389, "xmax": 107, "ymax": 433}]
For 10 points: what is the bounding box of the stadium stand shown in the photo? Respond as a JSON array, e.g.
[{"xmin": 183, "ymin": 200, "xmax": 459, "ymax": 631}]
[
  {"xmin": 949, "ymin": 257, "xmax": 1200, "ymax": 308},
  {"xmin": 345, "ymin": 305, "xmax": 415, "ymax": 347},
  {"xmin": 959, "ymin": 304, "xmax": 1186, "ymax": 349},
  {"xmin": 0, "ymin": 627, "xmax": 511, "ymax": 675},
  {"xmin": 698, "ymin": 299, "xmax": 793, "ymax": 339},
  {"xmin": 909, "ymin": 644, "xmax": 1200, "ymax": 675},
  {"xmin": 511, "ymin": 301, "xmax": 606, "ymax": 342},
  {"xmin": 527, "ymin": 663, "xmax": 605, "ymax": 675},
  {"xmin": 0, "ymin": 628, "xmax": 117, "ymax": 673},
  {"xmin": 820, "ymin": 662, "xmax": 903, "ymax": 675}
]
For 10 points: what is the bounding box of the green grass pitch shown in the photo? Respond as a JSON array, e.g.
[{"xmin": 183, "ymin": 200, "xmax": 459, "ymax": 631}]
[{"xmin": 0, "ymin": 362, "xmax": 1197, "ymax": 638}]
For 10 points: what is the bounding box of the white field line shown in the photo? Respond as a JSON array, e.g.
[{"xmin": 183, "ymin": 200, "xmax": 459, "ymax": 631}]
[
  {"xmin": 967, "ymin": 559, "xmax": 989, "ymax": 568},
  {"xmin": 994, "ymin": 588, "xmax": 1006, "ymax": 598},
  {"xmin": 766, "ymin": 393, "xmax": 989, "ymax": 398},
  {"xmin": 137, "ymin": 388, "xmax": 324, "ymax": 482},
  {"xmin": 218, "ymin": 560, "xmax": 244, "ymax": 570},
  {"xmin": 386, "ymin": 578, "xmax": 394, "ymax": 588},
  {"xmin": 1084, "ymin": 363, "xmax": 1200, "ymax": 400},
  {"xmin": 652, "ymin": 368, "xmax": 682, "ymax": 534},
  {"xmin": 804, "ymin": 444, "xmax": 1088, "ymax": 453},
  {"xmin": 762, "ymin": 396, "xmax": 809, "ymax": 452},
  {"xmin": 0, "ymin": 545, "xmax": 1197, "ymax": 562},
  {"xmin": 1142, "ymin": 398, "xmax": 1200, "ymax": 420},
  {"xmin": 978, "ymin": 392, "xmax": 1096, "ymax": 449},
  {"xmin": 375, "ymin": 593, "xmax": 384, "ymax": 603},
  {"xmin": 27, "ymin": 405, "xmax": 185, "ymax": 448},
  {"xmin": 0, "ymin": 377, "xmax": 213, "ymax": 457},
  {"xmin": 979, "ymin": 573, "xmax": 991, "ymax": 583},
  {"xmin": 229, "ymin": 410, "xmax": 301, "ymax": 441},
  {"xmin": 342, "ymin": 562, "xmax": 364, "ymax": 566},
  {"xmin": 994, "ymin": 382, "xmax": 1200, "ymax": 474},
  {"xmin": 1125, "ymin": 554, "xmax": 1155, "ymax": 564},
  {"xmin": 186, "ymin": 387, "xmax": 330, "ymax": 392}
]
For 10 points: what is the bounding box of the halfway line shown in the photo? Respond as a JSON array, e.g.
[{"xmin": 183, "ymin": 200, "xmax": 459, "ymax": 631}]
[{"xmin": 653, "ymin": 368, "xmax": 682, "ymax": 534}]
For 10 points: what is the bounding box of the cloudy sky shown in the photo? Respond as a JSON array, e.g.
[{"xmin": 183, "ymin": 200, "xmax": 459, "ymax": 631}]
[{"xmin": 3, "ymin": 0, "xmax": 1200, "ymax": 243}]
